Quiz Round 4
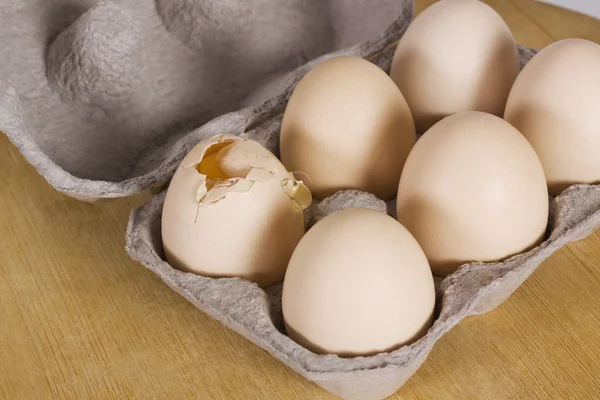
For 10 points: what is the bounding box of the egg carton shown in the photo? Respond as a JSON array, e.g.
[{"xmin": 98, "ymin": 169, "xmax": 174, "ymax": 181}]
[
  {"xmin": 2, "ymin": 1, "xmax": 600, "ymax": 400},
  {"xmin": 0, "ymin": 0, "xmax": 408, "ymax": 200}
]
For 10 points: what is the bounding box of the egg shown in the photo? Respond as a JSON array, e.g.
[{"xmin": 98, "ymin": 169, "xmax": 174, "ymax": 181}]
[
  {"xmin": 504, "ymin": 39, "xmax": 600, "ymax": 196},
  {"xmin": 280, "ymin": 56, "xmax": 416, "ymax": 200},
  {"xmin": 390, "ymin": 0, "xmax": 520, "ymax": 133},
  {"xmin": 161, "ymin": 134, "xmax": 312, "ymax": 287},
  {"xmin": 396, "ymin": 112, "xmax": 549, "ymax": 277},
  {"xmin": 282, "ymin": 208, "xmax": 435, "ymax": 356}
]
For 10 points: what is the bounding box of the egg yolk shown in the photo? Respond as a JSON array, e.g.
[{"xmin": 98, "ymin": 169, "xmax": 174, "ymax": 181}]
[
  {"xmin": 195, "ymin": 141, "xmax": 232, "ymax": 180},
  {"xmin": 193, "ymin": 139, "xmax": 312, "ymax": 212}
]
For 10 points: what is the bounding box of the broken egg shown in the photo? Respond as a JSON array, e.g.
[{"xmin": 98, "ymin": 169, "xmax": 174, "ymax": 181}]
[
  {"xmin": 161, "ymin": 134, "xmax": 312, "ymax": 287},
  {"xmin": 282, "ymin": 208, "xmax": 435, "ymax": 357}
]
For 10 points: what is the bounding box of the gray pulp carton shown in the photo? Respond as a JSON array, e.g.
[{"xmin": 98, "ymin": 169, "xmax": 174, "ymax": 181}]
[{"xmin": 2, "ymin": 1, "xmax": 599, "ymax": 399}]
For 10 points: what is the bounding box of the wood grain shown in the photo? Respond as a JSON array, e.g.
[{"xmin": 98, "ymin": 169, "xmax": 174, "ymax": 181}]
[{"xmin": 1, "ymin": 1, "xmax": 599, "ymax": 399}]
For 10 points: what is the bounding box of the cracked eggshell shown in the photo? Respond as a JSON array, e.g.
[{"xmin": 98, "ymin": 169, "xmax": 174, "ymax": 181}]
[
  {"xmin": 280, "ymin": 56, "xmax": 416, "ymax": 201},
  {"xmin": 504, "ymin": 39, "xmax": 600, "ymax": 196},
  {"xmin": 396, "ymin": 112, "xmax": 549, "ymax": 277},
  {"xmin": 161, "ymin": 135, "xmax": 307, "ymax": 287},
  {"xmin": 390, "ymin": 0, "xmax": 520, "ymax": 133},
  {"xmin": 282, "ymin": 208, "xmax": 435, "ymax": 357}
]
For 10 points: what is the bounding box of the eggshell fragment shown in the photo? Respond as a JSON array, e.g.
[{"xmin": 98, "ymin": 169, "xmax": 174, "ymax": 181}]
[
  {"xmin": 396, "ymin": 112, "xmax": 549, "ymax": 276},
  {"xmin": 280, "ymin": 56, "xmax": 416, "ymax": 200},
  {"xmin": 282, "ymin": 208, "xmax": 435, "ymax": 357},
  {"xmin": 504, "ymin": 39, "xmax": 600, "ymax": 196},
  {"xmin": 390, "ymin": 0, "xmax": 520, "ymax": 133},
  {"xmin": 161, "ymin": 134, "xmax": 311, "ymax": 287}
]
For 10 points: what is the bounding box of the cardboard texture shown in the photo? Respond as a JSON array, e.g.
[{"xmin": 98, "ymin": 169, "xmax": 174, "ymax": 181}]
[
  {"xmin": 1, "ymin": 1, "xmax": 599, "ymax": 399},
  {"xmin": 0, "ymin": 0, "xmax": 407, "ymax": 197}
]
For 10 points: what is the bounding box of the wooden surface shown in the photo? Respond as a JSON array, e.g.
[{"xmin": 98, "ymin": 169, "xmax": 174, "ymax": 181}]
[{"xmin": 2, "ymin": 1, "xmax": 600, "ymax": 399}]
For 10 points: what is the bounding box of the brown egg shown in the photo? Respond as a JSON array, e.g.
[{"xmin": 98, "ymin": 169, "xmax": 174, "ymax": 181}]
[
  {"xmin": 280, "ymin": 56, "xmax": 416, "ymax": 200},
  {"xmin": 282, "ymin": 208, "xmax": 435, "ymax": 357},
  {"xmin": 390, "ymin": 0, "xmax": 520, "ymax": 133},
  {"xmin": 504, "ymin": 39, "xmax": 600, "ymax": 196},
  {"xmin": 396, "ymin": 112, "xmax": 549, "ymax": 276},
  {"xmin": 161, "ymin": 134, "xmax": 312, "ymax": 287}
]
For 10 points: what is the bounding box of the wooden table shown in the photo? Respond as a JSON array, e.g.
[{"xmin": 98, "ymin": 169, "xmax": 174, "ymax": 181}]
[{"xmin": 2, "ymin": 1, "xmax": 600, "ymax": 398}]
